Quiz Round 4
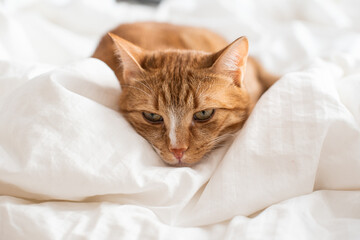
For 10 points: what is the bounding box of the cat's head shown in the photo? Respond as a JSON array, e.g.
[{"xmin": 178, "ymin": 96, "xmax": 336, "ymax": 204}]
[{"xmin": 109, "ymin": 33, "xmax": 250, "ymax": 166}]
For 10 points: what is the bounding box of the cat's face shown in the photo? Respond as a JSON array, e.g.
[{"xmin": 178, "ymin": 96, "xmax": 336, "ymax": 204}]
[{"xmin": 110, "ymin": 33, "xmax": 250, "ymax": 166}]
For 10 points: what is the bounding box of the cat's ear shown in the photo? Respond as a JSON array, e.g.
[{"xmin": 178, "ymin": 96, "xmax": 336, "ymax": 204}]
[
  {"xmin": 211, "ymin": 37, "xmax": 249, "ymax": 87},
  {"xmin": 108, "ymin": 32, "xmax": 145, "ymax": 83}
]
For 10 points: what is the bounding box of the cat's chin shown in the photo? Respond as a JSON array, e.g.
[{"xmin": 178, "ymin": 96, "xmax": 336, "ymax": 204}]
[
  {"xmin": 170, "ymin": 162, "xmax": 193, "ymax": 168},
  {"xmin": 163, "ymin": 158, "xmax": 201, "ymax": 167}
]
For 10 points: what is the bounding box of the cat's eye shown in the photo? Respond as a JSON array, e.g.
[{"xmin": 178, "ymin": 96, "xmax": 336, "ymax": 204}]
[
  {"xmin": 193, "ymin": 109, "xmax": 215, "ymax": 121},
  {"xmin": 142, "ymin": 112, "xmax": 163, "ymax": 123}
]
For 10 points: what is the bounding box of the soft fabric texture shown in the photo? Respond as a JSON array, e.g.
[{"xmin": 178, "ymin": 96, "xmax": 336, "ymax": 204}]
[{"xmin": 0, "ymin": 0, "xmax": 359, "ymax": 239}]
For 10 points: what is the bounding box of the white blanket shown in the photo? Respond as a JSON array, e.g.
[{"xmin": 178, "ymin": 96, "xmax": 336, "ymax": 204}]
[{"xmin": 0, "ymin": 0, "xmax": 360, "ymax": 239}]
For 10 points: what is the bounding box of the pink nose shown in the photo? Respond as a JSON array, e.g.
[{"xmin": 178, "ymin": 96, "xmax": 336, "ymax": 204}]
[{"xmin": 170, "ymin": 148, "xmax": 187, "ymax": 160}]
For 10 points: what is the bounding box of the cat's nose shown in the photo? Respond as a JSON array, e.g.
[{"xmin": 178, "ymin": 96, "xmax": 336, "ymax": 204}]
[{"xmin": 170, "ymin": 147, "xmax": 188, "ymax": 160}]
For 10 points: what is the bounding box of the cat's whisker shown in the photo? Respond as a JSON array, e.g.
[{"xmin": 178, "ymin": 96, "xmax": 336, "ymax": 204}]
[
  {"xmin": 151, "ymin": 145, "xmax": 161, "ymax": 155},
  {"xmin": 208, "ymin": 83, "xmax": 232, "ymax": 87},
  {"xmin": 121, "ymin": 84, "xmax": 152, "ymax": 97},
  {"xmin": 209, "ymin": 133, "xmax": 236, "ymax": 146},
  {"xmin": 93, "ymin": 22, "xmax": 278, "ymax": 167},
  {"xmin": 137, "ymin": 81, "xmax": 154, "ymax": 93}
]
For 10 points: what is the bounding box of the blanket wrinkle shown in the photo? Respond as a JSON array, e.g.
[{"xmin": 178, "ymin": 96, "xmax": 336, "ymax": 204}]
[{"xmin": 0, "ymin": 0, "xmax": 360, "ymax": 239}]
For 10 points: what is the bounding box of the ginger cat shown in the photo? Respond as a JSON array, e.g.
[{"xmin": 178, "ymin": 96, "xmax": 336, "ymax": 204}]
[{"xmin": 93, "ymin": 22, "xmax": 277, "ymax": 166}]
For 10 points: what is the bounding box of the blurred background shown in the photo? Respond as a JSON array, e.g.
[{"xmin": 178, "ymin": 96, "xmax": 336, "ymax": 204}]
[{"xmin": 1, "ymin": 0, "xmax": 360, "ymax": 74}]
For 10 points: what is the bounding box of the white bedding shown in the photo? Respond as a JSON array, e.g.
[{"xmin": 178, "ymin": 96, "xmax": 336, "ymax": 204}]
[{"xmin": 0, "ymin": 0, "xmax": 360, "ymax": 239}]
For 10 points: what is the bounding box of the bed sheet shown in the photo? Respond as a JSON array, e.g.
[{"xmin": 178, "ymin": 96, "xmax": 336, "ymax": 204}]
[{"xmin": 0, "ymin": 0, "xmax": 360, "ymax": 239}]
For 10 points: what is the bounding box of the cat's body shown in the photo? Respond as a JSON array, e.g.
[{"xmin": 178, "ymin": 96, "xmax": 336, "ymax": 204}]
[{"xmin": 93, "ymin": 22, "xmax": 277, "ymax": 166}]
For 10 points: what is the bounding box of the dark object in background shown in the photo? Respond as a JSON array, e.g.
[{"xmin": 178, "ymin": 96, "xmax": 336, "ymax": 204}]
[{"xmin": 116, "ymin": 0, "xmax": 162, "ymax": 6}]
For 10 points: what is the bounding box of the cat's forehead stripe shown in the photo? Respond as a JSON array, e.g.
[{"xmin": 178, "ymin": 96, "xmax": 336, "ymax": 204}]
[{"xmin": 169, "ymin": 110, "xmax": 177, "ymax": 147}]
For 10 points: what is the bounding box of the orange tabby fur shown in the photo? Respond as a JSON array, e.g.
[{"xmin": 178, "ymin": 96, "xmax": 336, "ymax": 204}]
[{"xmin": 93, "ymin": 22, "xmax": 277, "ymax": 166}]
